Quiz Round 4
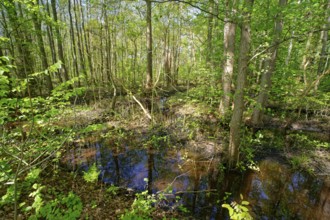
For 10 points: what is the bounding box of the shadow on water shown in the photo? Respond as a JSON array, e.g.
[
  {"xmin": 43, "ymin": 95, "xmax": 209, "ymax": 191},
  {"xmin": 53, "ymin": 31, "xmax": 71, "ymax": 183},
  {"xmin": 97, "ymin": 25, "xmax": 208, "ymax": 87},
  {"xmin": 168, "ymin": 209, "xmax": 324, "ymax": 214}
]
[{"xmin": 63, "ymin": 141, "xmax": 330, "ymax": 219}]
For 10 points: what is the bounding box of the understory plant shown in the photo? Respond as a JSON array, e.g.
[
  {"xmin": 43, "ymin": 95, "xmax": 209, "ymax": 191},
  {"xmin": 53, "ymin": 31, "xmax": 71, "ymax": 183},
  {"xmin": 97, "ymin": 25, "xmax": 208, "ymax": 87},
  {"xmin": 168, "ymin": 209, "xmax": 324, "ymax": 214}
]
[
  {"xmin": 0, "ymin": 58, "xmax": 85, "ymax": 219},
  {"xmin": 120, "ymin": 189, "xmax": 156, "ymax": 220},
  {"xmin": 83, "ymin": 163, "xmax": 100, "ymax": 183},
  {"xmin": 222, "ymin": 194, "xmax": 253, "ymax": 220},
  {"xmin": 28, "ymin": 190, "xmax": 82, "ymax": 220}
]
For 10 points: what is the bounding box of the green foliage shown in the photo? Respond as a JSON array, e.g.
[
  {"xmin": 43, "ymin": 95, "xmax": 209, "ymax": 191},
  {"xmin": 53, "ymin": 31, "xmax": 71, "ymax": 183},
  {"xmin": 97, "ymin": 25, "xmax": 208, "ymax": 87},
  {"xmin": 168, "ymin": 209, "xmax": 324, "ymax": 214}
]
[
  {"xmin": 81, "ymin": 123, "xmax": 105, "ymax": 133},
  {"xmin": 29, "ymin": 191, "xmax": 82, "ymax": 220},
  {"xmin": 222, "ymin": 195, "xmax": 253, "ymax": 220},
  {"xmin": 0, "ymin": 159, "xmax": 12, "ymax": 184},
  {"xmin": 287, "ymin": 133, "xmax": 329, "ymax": 149},
  {"xmin": 25, "ymin": 168, "xmax": 41, "ymax": 184},
  {"xmin": 106, "ymin": 185, "xmax": 120, "ymax": 196},
  {"xmin": 1, "ymin": 168, "xmax": 42, "ymax": 208},
  {"xmin": 83, "ymin": 163, "xmax": 100, "ymax": 183},
  {"xmin": 51, "ymin": 76, "xmax": 87, "ymax": 101},
  {"xmin": 28, "ymin": 183, "xmax": 45, "ymax": 214},
  {"xmin": 289, "ymin": 155, "xmax": 311, "ymax": 171},
  {"xmin": 1, "ymin": 185, "xmax": 16, "ymax": 207},
  {"xmin": 121, "ymin": 190, "xmax": 156, "ymax": 220},
  {"xmin": 179, "ymin": 84, "xmax": 222, "ymax": 107}
]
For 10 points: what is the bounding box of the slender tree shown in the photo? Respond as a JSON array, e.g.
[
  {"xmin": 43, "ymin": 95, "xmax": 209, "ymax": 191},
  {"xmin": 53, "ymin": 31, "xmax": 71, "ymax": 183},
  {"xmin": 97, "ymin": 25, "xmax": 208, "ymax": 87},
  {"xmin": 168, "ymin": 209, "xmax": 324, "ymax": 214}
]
[
  {"xmin": 206, "ymin": 0, "xmax": 214, "ymax": 64},
  {"xmin": 68, "ymin": 0, "xmax": 80, "ymax": 86},
  {"xmin": 51, "ymin": 0, "xmax": 70, "ymax": 83},
  {"xmin": 32, "ymin": 0, "xmax": 54, "ymax": 93},
  {"xmin": 251, "ymin": 0, "xmax": 287, "ymax": 126},
  {"xmin": 317, "ymin": 0, "xmax": 330, "ymax": 76},
  {"xmin": 219, "ymin": 0, "xmax": 237, "ymax": 116},
  {"xmin": 228, "ymin": 0, "xmax": 254, "ymax": 168},
  {"xmin": 145, "ymin": 0, "xmax": 153, "ymax": 91}
]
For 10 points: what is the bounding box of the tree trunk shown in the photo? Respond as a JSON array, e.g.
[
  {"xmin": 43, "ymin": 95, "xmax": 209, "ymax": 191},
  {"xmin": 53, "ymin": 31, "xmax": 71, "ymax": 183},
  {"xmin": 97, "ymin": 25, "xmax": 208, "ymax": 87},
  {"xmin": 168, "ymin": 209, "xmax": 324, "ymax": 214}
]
[
  {"xmin": 228, "ymin": 0, "xmax": 254, "ymax": 169},
  {"xmin": 300, "ymin": 33, "xmax": 313, "ymax": 85},
  {"xmin": 68, "ymin": 0, "xmax": 80, "ymax": 86},
  {"xmin": 251, "ymin": 0, "xmax": 287, "ymax": 126},
  {"xmin": 219, "ymin": 0, "xmax": 237, "ymax": 116},
  {"xmin": 32, "ymin": 0, "xmax": 53, "ymax": 93},
  {"xmin": 145, "ymin": 0, "xmax": 153, "ymax": 91},
  {"xmin": 44, "ymin": 0, "xmax": 62, "ymax": 83},
  {"xmin": 51, "ymin": 0, "xmax": 70, "ymax": 83},
  {"xmin": 317, "ymin": 0, "xmax": 330, "ymax": 76},
  {"xmin": 206, "ymin": 0, "xmax": 214, "ymax": 64},
  {"xmin": 73, "ymin": 0, "xmax": 87, "ymax": 82},
  {"xmin": 285, "ymin": 30, "xmax": 294, "ymax": 66},
  {"xmin": 7, "ymin": 1, "xmax": 35, "ymax": 82},
  {"xmin": 164, "ymin": 27, "xmax": 172, "ymax": 88},
  {"xmin": 79, "ymin": 0, "xmax": 92, "ymax": 80}
]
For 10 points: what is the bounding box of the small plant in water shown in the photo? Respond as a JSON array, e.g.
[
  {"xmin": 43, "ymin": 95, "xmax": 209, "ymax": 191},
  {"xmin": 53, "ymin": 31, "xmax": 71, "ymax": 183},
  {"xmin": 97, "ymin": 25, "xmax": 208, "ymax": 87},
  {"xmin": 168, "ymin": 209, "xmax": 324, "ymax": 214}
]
[
  {"xmin": 222, "ymin": 194, "xmax": 253, "ymax": 220},
  {"xmin": 83, "ymin": 163, "xmax": 100, "ymax": 183},
  {"xmin": 120, "ymin": 189, "xmax": 156, "ymax": 220},
  {"xmin": 106, "ymin": 184, "xmax": 120, "ymax": 196}
]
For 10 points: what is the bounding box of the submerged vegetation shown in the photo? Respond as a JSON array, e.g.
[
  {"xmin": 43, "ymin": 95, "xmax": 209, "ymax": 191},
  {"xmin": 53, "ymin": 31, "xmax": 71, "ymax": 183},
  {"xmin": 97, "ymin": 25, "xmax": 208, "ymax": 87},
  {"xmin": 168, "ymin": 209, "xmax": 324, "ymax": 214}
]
[{"xmin": 1, "ymin": 0, "xmax": 329, "ymax": 219}]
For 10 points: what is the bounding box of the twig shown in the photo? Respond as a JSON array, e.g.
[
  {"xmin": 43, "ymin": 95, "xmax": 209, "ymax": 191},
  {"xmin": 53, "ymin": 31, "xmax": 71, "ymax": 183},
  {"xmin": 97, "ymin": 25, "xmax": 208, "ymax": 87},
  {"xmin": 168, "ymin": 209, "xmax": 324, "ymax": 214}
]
[
  {"xmin": 131, "ymin": 94, "xmax": 153, "ymax": 121},
  {"xmin": 156, "ymin": 170, "xmax": 191, "ymax": 195},
  {"xmin": 174, "ymin": 189, "xmax": 217, "ymax": 194}
]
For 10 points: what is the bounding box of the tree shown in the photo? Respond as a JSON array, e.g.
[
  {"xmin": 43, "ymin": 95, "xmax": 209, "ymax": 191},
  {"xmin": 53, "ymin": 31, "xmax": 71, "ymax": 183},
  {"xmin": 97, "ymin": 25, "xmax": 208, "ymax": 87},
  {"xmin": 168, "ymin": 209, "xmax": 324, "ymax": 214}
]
[
  {"xmin": 32, "ymin": 0, "xmax": 54, "ymax": 93},
  {"xmin": 228, "ymin": 0, "xmax": 254, "ymax": 168},
  {"xmin": 219, "ymin": 0, "xmax": 237, "ymax": 116},
  {"xmin": 51, "ymin": 0, "xmax": 70, "ymax": 83},
  {"xmin": 146, "ymin": 0, "xmax": 153, "ymax": 92},
  {"xmin": 251, "ymin": 0, "xmax": 287, "ymax": 126}
]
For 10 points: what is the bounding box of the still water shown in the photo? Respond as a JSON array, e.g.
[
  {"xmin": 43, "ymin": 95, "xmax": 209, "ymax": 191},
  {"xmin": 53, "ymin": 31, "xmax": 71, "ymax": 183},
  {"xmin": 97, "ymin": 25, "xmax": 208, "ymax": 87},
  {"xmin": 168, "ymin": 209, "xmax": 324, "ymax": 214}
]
[{"xmin": 63, "ymin": 140, "xmax": 330, "ymax": 219}]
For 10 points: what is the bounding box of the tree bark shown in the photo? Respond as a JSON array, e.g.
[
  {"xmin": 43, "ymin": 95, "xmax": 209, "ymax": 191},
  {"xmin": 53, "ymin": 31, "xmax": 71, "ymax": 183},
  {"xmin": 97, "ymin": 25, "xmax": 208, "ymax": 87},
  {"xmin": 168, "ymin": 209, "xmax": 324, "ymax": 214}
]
[
  {"xmin": 228, "ymin": 0, "xmax": 254, "ymax": 169},
  {"xmin": 73, "ymin": 0, "xmax": 87, "ymax": 82},
  {"xmin": 68, "ymin": 0, "xmax": 80, "ymax": 86},
  {"xmin": 206, "ymin": 0, "xmax": 214, "ymax": 64},
  {"xmin": 79, "ymin": 0, "xmax": 93, "ymax": 80},
  {"xmin": 51, "ymin": 0, "xmax": 70, "ymax": 83},
  {"xmin": 44, "ymin": 0, "xmax": 62, "ymax": 83},
  {"xmin": 251, "ymin": 0, "xmax": 287, "ymax": 126},
  {"xmin": 145, "ymin": 0, "xmax": 153, "ymax": 91},
  {"xmin": 32, "ymin": 0, "xmax": 53, "ymax": 93},
  {"xmin": 317, "ymin": 0, "xmax": 330, "ymax": 75},
  {"xmin": 300, "ymin": 32, "xmax": 313, "ymax": 85},
  {"xmin": 219, "ymin": 0, "xmax": 237, "ymax": 116}
]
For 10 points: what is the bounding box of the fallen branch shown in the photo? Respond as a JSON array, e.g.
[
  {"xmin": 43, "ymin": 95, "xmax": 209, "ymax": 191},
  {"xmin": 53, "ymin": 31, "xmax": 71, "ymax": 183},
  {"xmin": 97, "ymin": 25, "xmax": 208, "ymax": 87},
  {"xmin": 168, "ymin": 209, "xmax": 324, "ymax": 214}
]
[{"xmin": 131, "ymin": 94, "xmax": 153, "ymax": 121}]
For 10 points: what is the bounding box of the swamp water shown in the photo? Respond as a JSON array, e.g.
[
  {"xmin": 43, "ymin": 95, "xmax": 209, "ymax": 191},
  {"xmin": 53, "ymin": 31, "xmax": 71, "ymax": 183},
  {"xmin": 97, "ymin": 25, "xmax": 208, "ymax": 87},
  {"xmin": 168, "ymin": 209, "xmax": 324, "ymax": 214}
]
[{"xmin": 63, "ymin": 140, "xmax": 330, "ymax": 219}]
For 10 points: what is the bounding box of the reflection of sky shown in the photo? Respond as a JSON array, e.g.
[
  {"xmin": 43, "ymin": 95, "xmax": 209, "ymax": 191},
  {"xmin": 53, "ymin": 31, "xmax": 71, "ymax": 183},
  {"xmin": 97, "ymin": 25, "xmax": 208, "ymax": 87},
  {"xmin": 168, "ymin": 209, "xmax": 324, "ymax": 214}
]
[
  {"xmin": 251, "ymin": 178, "xmax": 269, "ymax": 200},
  {"xmin": 289, "ymin": 172, "xmax": 305, "ymax": 192},
  {"xmin": 65, "ymin": 142, "xmax": 326, "ymax": 219}
]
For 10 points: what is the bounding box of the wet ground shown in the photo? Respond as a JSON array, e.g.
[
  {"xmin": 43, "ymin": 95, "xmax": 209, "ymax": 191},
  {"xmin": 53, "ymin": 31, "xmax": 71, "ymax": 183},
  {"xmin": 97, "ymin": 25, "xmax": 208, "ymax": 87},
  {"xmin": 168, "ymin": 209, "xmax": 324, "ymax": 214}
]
[{"xmin": 62, "ymin": 139, "xmax": 330, "ymax": 219}]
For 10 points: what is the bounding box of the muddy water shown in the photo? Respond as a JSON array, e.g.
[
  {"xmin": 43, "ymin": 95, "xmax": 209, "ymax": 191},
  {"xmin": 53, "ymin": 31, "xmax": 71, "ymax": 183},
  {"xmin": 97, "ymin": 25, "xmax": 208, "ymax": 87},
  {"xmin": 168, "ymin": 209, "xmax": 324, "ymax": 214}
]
[{"xmin": 63, "ymin": 142, "xmax": 330, "ymax": 219}]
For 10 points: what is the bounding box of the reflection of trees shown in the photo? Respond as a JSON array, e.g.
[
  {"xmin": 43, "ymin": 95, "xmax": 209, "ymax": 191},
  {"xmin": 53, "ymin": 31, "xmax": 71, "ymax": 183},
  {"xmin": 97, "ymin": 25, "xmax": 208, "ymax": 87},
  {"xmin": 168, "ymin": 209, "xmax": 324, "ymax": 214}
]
[
  {"xmin": 63, "ymin": 144, "xmax": 328, "ymax": 219},
  {"xmin": 313, "ymin": 178, "xmax": 330, "ymax": 220},
  {"xmin": 148, "ymin": 147, "xmax": 154, "ymax": 194},
  {"xmin": 247, "ymin": 159, "xmax": 325, "ymax": 219},
  {"xmin": 62, "ymin": 142, "xmax": 99, "ymax": 170}
]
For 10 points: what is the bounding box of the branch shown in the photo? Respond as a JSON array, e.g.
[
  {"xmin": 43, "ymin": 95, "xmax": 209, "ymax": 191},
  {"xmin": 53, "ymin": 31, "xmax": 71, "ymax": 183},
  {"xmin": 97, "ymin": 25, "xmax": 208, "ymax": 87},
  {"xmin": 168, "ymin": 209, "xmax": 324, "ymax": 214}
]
[
  {"xmin": 249, "ymin": 27, "xmax": 330, "ymax": 63},
  {"xmin": 300, "ymin": 69, "xmax": 330, "ymax": 97},
  {"xmin": 131, "ymin": 94, "xmax": 153, "ymax": 120},
  {"xmin": 151, "ymin": 0, "xmax": 226, "ymax": 22}
]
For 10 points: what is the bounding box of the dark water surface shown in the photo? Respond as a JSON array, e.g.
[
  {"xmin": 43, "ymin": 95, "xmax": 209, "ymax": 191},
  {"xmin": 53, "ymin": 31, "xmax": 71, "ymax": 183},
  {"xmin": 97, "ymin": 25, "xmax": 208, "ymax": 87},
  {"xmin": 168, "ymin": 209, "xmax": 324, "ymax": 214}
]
[{"xmin": 63, "ymin": 141, "xmax": 330, "ymax": 219}]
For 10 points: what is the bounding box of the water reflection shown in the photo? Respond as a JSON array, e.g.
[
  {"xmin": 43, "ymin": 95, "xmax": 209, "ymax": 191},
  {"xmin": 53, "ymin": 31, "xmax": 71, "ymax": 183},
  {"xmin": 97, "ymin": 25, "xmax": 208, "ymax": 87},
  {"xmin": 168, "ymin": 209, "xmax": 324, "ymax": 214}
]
[{"xmin": 63, "ymin": 142, "xmax": 329, "ymax": 219}]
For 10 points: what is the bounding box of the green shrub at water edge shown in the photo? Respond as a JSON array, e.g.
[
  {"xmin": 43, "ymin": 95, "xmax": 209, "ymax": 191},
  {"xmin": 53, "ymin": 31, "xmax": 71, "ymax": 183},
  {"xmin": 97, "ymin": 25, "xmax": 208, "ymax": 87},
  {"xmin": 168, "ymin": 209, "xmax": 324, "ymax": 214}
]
[
  {"xmin": 83, "ymin": 163, "xmax": 100, "ymax": 183},
  {"xmin": 222, "ymin": 194, "xmax": 253, "ymax": 220},
  {"xmin": 29, "ymin": 191, "xmax": 82, "ymax": 220},
  {"xmin": 120, "ymin": 190, "xmax": 156, "ymax": 220}
]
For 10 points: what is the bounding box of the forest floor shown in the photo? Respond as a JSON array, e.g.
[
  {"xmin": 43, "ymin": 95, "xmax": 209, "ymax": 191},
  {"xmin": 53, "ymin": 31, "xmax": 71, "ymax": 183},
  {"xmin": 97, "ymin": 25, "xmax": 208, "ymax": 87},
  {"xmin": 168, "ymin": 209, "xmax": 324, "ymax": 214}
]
[
  {"xmin": 2, "ymin": 89, "xmax": 329, "ymax": 219},
  {"xmin": 50, "ymin": 91, "xmax": 329, "ymax": 219}
]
